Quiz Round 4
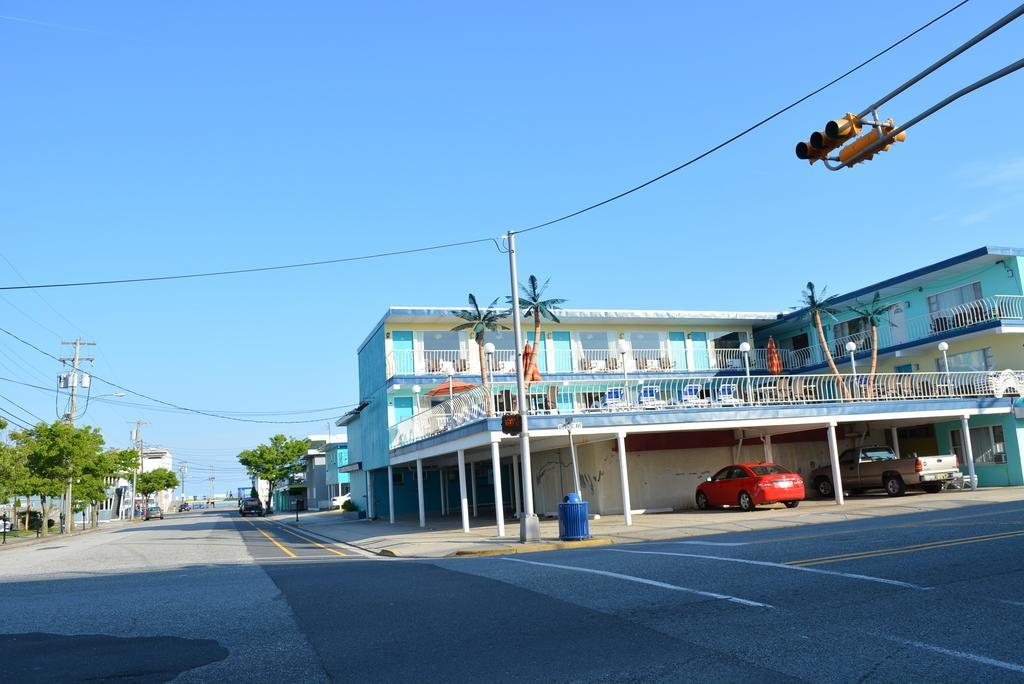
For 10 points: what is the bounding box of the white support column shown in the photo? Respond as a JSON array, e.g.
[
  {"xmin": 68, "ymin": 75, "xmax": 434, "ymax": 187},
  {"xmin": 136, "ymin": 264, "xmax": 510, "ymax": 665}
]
[
  {"xmin": 826, "ymin": 422, "xmax": 844, "ymax": 506},
  {"xmin": 490, "ymin": 440, "xmax": 506, "ymax": 537},
  {"xmin": 416, "ymin": 459, "xmax": 425, "ymax": 528},
  {"xmin": 470, "ymin": 461, "xmax": 478, "ymax": 517},
  {"xmin": 457, "ymin": 449, "xmax": 470, "ymax": 533},
  {"xmin": 387, "ymin": 465, "xmax": 395, "ymax": 525},
  {"xmin": 763, "ymin": 434, "xmax": 774, "ymax": 463},
  {"xmin": 366, "ymin": 470, "xmax": 375, "ymax": 519},
  {"xmin": 616, "ymin": 430, "xmax": 633, "ymax": 526},
  {"xmin": 890, "ymin": 426, "xmax": 901, "ymax": 459},
  {"xmin": 512, "ymin": 453, "xmax": 522, "ymax": 518},
  {"xmin": 439, "ymin": 467, "xmax": 446, "ymax": 516},
  {"xmin": 961, "ymin": 415, "xmax": 978, "ymax": 489}
]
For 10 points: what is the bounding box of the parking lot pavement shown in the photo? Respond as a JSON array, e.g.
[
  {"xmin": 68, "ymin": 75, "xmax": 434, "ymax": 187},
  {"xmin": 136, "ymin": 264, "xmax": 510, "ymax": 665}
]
[{"xmin": 439, "ymin": 500, "xmax": 1024, "ymax": 681}]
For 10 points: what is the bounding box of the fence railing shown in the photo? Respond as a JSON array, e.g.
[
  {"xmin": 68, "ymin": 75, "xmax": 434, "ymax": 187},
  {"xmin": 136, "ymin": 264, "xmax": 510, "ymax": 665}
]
[
  {"xmin": 794, "ymin": 295, "xmax": 1024, "ymax": 369},
  {"xmin": 388, "ymin": 370, "xmax": 1024, "ymax": 450}
]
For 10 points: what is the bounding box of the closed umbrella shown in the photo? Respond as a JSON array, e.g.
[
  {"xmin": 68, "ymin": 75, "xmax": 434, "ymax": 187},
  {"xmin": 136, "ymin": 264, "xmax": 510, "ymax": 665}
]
[
  {"xmin": 522, "ymin": 342, "xmax": 542, "ymax": 386},
  {"xmin": 766, "ymin": 337, "xmax": 783, "ymax": 375}
]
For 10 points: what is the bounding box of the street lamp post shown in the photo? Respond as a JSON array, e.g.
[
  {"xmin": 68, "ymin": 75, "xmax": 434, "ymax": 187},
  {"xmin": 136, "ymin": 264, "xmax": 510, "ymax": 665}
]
[
  {"xmin": 739, "ymin": 342, "xmax": 751, "ymax": 403},
  {"xmin": 412, "ymin": 385, "xmax": 421, "ymax": 413},
  {"xmin": 442, "ymin": 362, "xmax": 454, "ymax": 401},
  {"xmin": 561, "ymin": 419, "xmax": 583, "ymax": 496},
  {"xmin": 938, "ymin": 342, "xmax": 951, "ymax": 395},
  {"xmin": 616, "ymin": 338, "xmax": 630, "ymax": 406},
  {"xmin": 846, "ymin": 341, "xmax": 858, "ymax": 398}
]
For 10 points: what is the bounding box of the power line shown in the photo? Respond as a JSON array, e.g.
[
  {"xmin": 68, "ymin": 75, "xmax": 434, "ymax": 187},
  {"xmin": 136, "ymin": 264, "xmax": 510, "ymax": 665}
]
[
  {"xmin": 513, "ymin": 0, "xmax": 971, "ymax": 236},
  {"xmin": 0, "ymin": 393, "xmax": 46, "ymax": 424},
  {"xmin": 0, "ymin": 405, "xmax": 33, "ymax": 430},
  {"xmin": 0, "ymin": 235, "xmax": 498, "ymax": 291},
  {"xmin": 0, "ymin": 327, "xmax": 350, "ymax": 424},
  {"xmin": 0, "ymin": 2, "xmax": 970, "ymax": 292}
]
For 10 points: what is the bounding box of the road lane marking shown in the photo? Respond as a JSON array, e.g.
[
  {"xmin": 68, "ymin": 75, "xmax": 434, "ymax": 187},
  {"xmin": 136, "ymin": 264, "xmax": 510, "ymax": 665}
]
[
  {"xmin": 266, "ymin": 523, "xmax": 350, "ymax": 557},
  {"xmin": 663, "ymin": 541, "xmax": 749, "ymax": 547},
  {"xmin": 884, "ymin": 635, "xmax": 1024, "ymax": 674},
  {"xmin": 245, "ymin": 520, "xmax": 296, "ymax": 558},
  {"xmin": 787, "ymin": 529, "xmax": 1024, "ymax": 566},
  {"xmin": 606, "ymin": 549, "xmax": 928, "ymax": 590},
  {"xmin": 503, "ymin": 557, "xmax": 773, "ymax": 608}
]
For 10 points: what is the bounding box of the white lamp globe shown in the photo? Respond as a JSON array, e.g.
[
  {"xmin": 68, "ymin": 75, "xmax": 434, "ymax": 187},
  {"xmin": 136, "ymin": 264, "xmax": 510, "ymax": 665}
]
[
  {"xmin": 938, "ymin": 341, "xmax": 949, "ymax": 352},
  {"xmin": 484, "ymin": 342, "xmax": 495, "ymax": 355},
  {"xmin": 845, "ymin": 341, "xmax": 858, "ymax": 352},
  {"xmin": 738, "ymin": 342, "xmax": 751, "ymax": 353},
  {"xmin": 616, "ymin": 338, "xmax": 629, "ymax": 354}
]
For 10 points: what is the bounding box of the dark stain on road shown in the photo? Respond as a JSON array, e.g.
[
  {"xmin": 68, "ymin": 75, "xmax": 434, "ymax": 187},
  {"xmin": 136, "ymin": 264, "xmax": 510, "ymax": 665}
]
[{"xmin": 0, "ymin": 632, "xmax": 229, "ymax": 683}]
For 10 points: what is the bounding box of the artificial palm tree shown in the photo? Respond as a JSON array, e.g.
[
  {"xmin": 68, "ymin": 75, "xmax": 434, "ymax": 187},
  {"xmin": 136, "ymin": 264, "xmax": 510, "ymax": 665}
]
[
  {"xmin": 848, "ymin": 292, "xmax": 887, "ymax": 398},
  {"xmin": 451, "ymin": 294, "xmax": 509, "ymax": 416},
  {"xmin": 802, "ymin": 282, "xmax": 850, "ymax": 399},
  {"xmin": 508, "ymin": 275, "xmax": 567, "ymax": 381}
]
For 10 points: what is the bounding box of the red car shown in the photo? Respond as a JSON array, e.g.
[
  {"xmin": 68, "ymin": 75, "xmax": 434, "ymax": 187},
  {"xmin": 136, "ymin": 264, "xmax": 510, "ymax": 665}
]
[{"xmin": 695, "ymin": 463, "xmax": 805, "ymax": 512}]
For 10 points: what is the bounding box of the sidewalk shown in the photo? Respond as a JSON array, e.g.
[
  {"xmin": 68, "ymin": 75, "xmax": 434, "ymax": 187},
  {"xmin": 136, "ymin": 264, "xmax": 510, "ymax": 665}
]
[
  {"xmin": 273, "ymin": 487, "xmax": 1024, "ymax": 559},
  {"xmin": 0, "ymin": 518, "xmax": 132, "ymax": 551}
]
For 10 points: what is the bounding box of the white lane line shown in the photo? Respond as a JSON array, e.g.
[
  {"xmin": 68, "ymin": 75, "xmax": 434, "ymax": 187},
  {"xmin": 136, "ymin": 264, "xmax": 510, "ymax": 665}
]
[
  {"xmin": 503, "ymin": 557, "xmax": 773, "ymax": 609},
  {"xmin": 663, "ymin": 541, "xmax": 749, "ymax": 547},
  {"xmin": 885, "ymin": 636, "xmax": 1024, "ymax": 674},
  {"xmin": 605, "ymin": 549, "xmax": 930, "ymax": 590},
  {"xmin": 998, "ymin": 599, "xmax": 1024, "ymax": 608}
]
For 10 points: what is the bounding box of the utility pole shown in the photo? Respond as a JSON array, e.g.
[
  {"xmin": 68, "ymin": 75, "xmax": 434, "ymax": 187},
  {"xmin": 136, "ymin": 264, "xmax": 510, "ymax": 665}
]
[
  {"xmin": 58, "ymin": 337, "xmax": 95, "ymax": 534},
  {"xmin": 128, "ymin": 419, "xmax": 149, "ymax": 522},
  {"xmin": 207, "ymin": 468, "xmax": 215, "ymax": 504},
  {"xmin": 179, "ymin": 463, "xmax": 188, "ymax": 502}
]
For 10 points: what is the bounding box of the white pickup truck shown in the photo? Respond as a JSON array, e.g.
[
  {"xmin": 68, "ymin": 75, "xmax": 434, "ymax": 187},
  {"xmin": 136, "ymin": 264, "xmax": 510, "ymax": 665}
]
[{"xmin": 810, "ymin": 445, "xmax": 960, "ymax": 497}]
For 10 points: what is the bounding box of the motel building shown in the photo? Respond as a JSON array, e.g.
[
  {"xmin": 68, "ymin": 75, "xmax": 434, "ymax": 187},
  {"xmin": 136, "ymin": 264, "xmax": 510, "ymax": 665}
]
[{"xmin": 341, "ymin": 246, "xmax": 1024, "ymax": 534}]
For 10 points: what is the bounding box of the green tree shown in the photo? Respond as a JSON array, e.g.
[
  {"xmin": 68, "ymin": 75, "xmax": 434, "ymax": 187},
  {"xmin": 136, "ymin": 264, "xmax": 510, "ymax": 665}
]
[
  {"xmin": 11, "ymin": 421, "xmax": 105, "ymax": 536},
  {"xmin": 802, "ymin": 282, "xmax": 850, "ymax": 400},
  {"xmin": 136, "ymin": 468, "xmax": 179, "ymax": 508},
  {"xmin": 508, "ymin": 275, "xmax": 566, "ymax": 384},
  {"xmin": 0, "ymin": 418, "xmax": 32, "ymax": 529},
  {"xmin": 237, "ymin": 434, "xmax": 307, "ymax": 513},
  {"xmin": 451, "ymin": 294, "xmax": 509, "ymax": 416},
  {"xmin": 848, "ymin": 292, "xmax": 888, "ymax": 399}
]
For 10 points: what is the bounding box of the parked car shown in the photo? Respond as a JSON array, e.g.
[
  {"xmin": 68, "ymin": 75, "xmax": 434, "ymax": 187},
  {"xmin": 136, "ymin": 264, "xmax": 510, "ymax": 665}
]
[
  {"xmin": 239, "ymin": 498, "xmax": 264, "ymax": 517},
  {"xmin": 144, "ymin": 505, "xmax": 164, "ymax": 520},
  {"xmin": 809, "ymin": 446, "xmax": 959, "ymax": 498},
  {"xmin": 696, "ymin": 463, "xmax": 805, "ymax": 512},
  {"xmin": 331, "ymin": 493, "xmax": 351, "ymax": 509}
]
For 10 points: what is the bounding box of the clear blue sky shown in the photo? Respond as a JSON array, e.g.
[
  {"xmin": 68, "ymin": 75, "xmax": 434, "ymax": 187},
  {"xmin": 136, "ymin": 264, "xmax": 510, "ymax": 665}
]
[{"xmin": 1, "ymin": 1, "xmax": 1021, "ymax": 490}]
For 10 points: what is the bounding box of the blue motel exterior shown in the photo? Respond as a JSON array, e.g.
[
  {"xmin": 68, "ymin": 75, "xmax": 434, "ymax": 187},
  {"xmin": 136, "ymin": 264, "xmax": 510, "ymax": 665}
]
[{"xmin": 341, "ymin": 246, "xmax": 1024, "ymax": 533}]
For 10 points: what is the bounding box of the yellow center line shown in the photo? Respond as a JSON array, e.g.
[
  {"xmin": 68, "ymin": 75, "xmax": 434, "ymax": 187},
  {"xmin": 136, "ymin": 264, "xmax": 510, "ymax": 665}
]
[
  {"xmin": 245, "ymin": 519, "xmax": 297, "ymax": 558},
  {"xmin": 267, "ymin": 522, "xmax": 350, "ymax": 557},
  {"xmin": 787, "ymin": 529, "xmax": 1024, "ymax": 566}
]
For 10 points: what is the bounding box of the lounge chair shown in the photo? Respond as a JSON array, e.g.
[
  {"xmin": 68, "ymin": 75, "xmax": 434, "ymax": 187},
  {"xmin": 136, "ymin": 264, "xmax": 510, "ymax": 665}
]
[
  {"xmin": 717, "ymin": 383, "xmax": 741, "ymax": 405},
  {"xmin": 601, "ymin": 386, "xmax": 629, "ymax": 410},
  {"xmin": 679, "ymin": 383, "xmax": 706, "ymax": 406},
  {"xmin": 637, "ymin": 384, "xmax": 666, "ymax": 409}
]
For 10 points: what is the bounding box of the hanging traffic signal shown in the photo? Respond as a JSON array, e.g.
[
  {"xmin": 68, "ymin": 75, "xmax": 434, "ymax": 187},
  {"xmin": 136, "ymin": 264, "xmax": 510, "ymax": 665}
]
[
  {"xmin": 795, "ymin": 113, "xmax": 861, "ymax": 164},
  {"xmin": 838, "ymin": 119, "xmax": 906, "ymax": 167}
]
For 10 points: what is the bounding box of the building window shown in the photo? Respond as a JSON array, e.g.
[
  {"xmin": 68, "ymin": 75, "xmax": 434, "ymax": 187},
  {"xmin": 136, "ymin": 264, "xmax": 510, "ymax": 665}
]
[
  {"xmin": 392, "ymin": 471, "xmax": 405, "ymax": 486},
  {"xmin": 935, "ymin": 347, "xmax": 994, "ymax": 372},
  {"xmin": 893, "ymin": 363, "xmax": 919, "ymax": 373},
  {"xmin": 780, "ymin": 333, "xmax": 810, "ymax": 351},
  {"xmin": 832, "ymin": 316, "xmax": 868, "ymax": 341},
  {"xmin": 928, "ymin": 282, "xmax": 982, "ymax": 313},
  {"xmin": 950, "ymin": 425, "xmax": 1007, "ymax": 465}
]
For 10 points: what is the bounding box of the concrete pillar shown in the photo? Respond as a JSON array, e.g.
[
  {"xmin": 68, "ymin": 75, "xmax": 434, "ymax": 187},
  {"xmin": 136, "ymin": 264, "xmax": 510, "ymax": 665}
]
[
  {"xmin": 416, "ymin": 459, "xmax": 425, "ymax": 528},
  {"xmin": 512, "ymin": 453, "xmax": 522, "ymax": 518},
  {"xmin": 470, "ymin": 461, "xmax": 478, "ymax": 517},
  {"xmin": 387, "ymin": 465, "xmax": 395, "ymax": 524},
  {"xmin": 490, "ymin": 441, "xmax": 506, "ymax": 537},
  {"xmin": 457, "ymin": 450, "xmax": 470, "ymax": 533},
  {"xmin": 961, "ymin": 415, "xmax": 978, "ymax": 489},
  {"xmin": 827, "ymin": 422, "xmax": 844, "ymax": 506},
  {"xmin": 890, "ymin": 426, "xmax": 901, "ymax": 459},
  {"xmin": 763, "ymin": 434, "xmax": 773, "ymax": 463},
  {"xmin": 439, "ymin": 467, "xmax": 446, "ymax": 516},
  {"xmin": 616, "ymin": 430, "xmax": 632, "ymax": 526},
  {"xmin": 366, "ymin": 470, "xmax": 375, "ymax": 519}
]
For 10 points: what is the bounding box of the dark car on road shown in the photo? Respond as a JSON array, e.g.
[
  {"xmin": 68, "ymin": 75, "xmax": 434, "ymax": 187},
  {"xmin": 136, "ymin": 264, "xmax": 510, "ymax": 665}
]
[
  {"xmin": 239, "ymin": 498, "xmax": 264, "ymax": 517},
  {"xmin": 178, "ymin": 503, "xmax": 192, "ymax": 512}
]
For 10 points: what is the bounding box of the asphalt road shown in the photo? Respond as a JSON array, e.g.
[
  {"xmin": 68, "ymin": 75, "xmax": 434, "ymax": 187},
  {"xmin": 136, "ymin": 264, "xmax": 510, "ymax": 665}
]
[{"xmin": 3, "ymin": 500, "xmax": 1024, "ymax": 682}]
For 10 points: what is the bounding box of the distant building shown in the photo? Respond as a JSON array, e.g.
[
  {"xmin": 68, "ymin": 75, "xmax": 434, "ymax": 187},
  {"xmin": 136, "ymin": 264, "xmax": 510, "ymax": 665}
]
[
  {"xmin": 303, "ymin": 435, "xmax": 346, "ymax": 511},
  {"xmin": 141, "ymin": 448, "xmax": 175, "ymax": 510}
]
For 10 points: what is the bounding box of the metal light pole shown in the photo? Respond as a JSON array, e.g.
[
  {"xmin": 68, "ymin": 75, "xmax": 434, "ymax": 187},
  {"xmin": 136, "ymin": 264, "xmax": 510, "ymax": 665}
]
[
  {"xmin": 506, "ymin": 231, "xmax": 540, "ymax": 542},
  {"xmin": 739, "ymin": 342, "xmax": 751, "ymax": 403},
  {"xmin": 938, "ymin": 342, "xmax": 951, "ymax": 395},
  {"xmin": 846, "ymin": 341, "xmax": 858, "ymax": 398},
  {"xmin": 561, "ymin": 419, "xmax": 583, "ymax": 496},
  {"xmin": 443, "ymin": 362, "xmax": 455, "ymax": 401},
  {"xmin": 616, "ymin": 338, "xmax": 630, "ymax": 405}
]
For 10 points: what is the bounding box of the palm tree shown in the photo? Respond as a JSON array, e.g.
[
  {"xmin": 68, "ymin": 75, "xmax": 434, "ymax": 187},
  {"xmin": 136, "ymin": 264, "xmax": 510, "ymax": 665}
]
[
  {"xmin": 848, "ymin": 292, "xmax": 887, "ymax": 398},
  {"xmin": 451, "ymin": 294, "xmax": 509, "ymax": 416},
  {"xmin": 508, "ymin": 275, "xmax": 566, "ymax": 381},
  {"xmin": 802, "ymin": 282, "xmax": 850, "ymax": 400}
]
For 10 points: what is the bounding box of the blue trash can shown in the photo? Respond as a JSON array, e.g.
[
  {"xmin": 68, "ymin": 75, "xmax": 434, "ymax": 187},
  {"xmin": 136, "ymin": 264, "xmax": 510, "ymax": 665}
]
[{"xmin": 558, "ymin": 492, "xmax": 589, "ymax": 541}]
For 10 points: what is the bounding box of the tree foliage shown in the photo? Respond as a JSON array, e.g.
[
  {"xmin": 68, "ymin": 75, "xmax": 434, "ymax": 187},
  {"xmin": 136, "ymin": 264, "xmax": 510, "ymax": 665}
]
[
  {"xmin": 136, "ymin": 468, "xmax": 179, "ymax": 499},
  {"xmin": 237, "ymin": 434, "xmax": 307, "ymax": 511}
]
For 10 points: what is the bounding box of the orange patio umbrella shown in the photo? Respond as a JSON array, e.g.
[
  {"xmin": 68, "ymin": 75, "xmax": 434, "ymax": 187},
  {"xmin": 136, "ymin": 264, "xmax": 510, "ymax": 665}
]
[
  {"xmin": 766, "ymin": 336, "xmax": 783, "ymax": 375},
  {"xmin": 522, "ymin": 342, "xmax": 542, "ymax": 385},
  {"xmin": 425, "ymin": 379, "xmax": 477, "ymax": 398}
]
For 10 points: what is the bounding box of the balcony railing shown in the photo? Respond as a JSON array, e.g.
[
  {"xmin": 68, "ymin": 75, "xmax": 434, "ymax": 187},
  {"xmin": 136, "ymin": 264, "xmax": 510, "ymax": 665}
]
[
  {"xmin": 387, "ymin": 350, "xmax": 475, "ymax": 377},
  {"xmin": 793, "ymin": 295, "xmax": 1024, "ymax": 369},
  {"xmin": 388, "ymin": 369, "xmax": 1023, "ymax": 450}
]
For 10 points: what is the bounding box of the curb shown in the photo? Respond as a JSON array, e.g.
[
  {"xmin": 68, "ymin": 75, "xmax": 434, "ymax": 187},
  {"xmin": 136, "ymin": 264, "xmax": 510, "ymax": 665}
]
[{"xmin": 439, "ymin": 537, "xmax": 614, "ymax": 558}]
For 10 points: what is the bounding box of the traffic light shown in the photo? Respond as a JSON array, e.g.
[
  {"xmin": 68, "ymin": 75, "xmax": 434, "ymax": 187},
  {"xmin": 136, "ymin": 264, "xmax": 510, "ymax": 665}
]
[
  {"xmin": 838, "ymin": 119, "xmax": 906, "ymax": 167},
  {"xmin": 501, "ymin": 413, "xmax": 522, "ymax": 435},
  {"xmin": 795, "ymin": 113, "xmax": 861, "ymax": 164}
]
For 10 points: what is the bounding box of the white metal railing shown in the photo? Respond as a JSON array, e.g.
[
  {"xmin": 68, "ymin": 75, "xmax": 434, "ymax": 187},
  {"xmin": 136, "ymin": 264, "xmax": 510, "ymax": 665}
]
[
  {"xmin": 387, "ymin": 350, "xmax": 475, "ymax": 377},
  {"xmin": 388, "ymin": 370, "xmax": 1024, "ymax": 450},
  {"xmin": 793, "ymin": 295, "xmax": 1024, "ymax": 369}
]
